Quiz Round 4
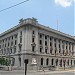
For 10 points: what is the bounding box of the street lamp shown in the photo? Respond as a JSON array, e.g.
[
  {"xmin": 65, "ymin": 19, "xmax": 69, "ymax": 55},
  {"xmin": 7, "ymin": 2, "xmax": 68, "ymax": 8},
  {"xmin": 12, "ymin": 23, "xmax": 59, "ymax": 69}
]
[{"xmin": 24, "ymin": 59, "xmax": 28, "ymax": 75}]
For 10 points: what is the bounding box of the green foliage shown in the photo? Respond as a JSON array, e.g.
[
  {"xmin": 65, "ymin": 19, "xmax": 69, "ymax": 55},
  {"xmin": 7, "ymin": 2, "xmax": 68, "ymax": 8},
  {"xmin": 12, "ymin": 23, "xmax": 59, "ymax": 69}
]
[{"xmin": 0, "ymin": 57, "xmax": 10, "ymax": 66}]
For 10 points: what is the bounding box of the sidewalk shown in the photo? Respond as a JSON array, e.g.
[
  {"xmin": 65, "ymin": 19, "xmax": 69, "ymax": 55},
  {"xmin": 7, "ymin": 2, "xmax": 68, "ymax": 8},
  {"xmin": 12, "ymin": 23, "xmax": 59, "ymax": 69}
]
[{"xmin": 0, "ymin": 69, "xmax": 75, "ymax": 74}]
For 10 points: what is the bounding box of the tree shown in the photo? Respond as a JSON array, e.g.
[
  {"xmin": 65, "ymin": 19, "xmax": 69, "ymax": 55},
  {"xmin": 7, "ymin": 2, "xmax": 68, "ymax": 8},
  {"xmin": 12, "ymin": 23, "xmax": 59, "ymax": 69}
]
[{"xmin": 0, "ymin": 57, "xmax": 10, "ymax": 66}]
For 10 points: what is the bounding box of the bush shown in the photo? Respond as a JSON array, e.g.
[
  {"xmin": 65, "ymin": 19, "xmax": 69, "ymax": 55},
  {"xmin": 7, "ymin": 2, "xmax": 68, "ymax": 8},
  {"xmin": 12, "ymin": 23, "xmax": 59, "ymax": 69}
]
[{"xmin": 0, "ymin": 57, "xmax": 10, "ymax": 66}]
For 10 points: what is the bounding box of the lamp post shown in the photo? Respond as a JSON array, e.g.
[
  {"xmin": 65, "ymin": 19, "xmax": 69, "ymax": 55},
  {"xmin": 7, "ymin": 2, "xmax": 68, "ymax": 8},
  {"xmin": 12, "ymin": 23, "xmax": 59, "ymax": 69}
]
[{"xmin": 24, "ymin": 59, "xmax": 28, "ymax": 75}]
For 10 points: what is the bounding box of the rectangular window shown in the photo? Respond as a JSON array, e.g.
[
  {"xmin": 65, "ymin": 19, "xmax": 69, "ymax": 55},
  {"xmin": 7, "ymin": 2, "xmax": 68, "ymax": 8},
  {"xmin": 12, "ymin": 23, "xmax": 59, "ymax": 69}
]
[
  {"xmin": 20, "ymin": 37, "xmax": 22, "ymax": 43},
  {"xmin": 39, "ymin": 34, "xmax": 42, "ymax": 38},
  {"xmin": 5, "ymin": 38, "xmax": 7, "ymax": 42},
  {"xmin": 32, "ymin": 31, "xmax": 35, "ymax": 34},
  {"xmin": 50, "ymin": 42, "xmax": 52, "ymax": 47},
  {"xmin": 45, "ymin": 48, "xmax": 47, "ymax": 54},
  {"xmin": 10, "ymin": 48, "xmax": 12, "ymax": 54},
  {"xmin": 32, "ymin": 46, "xmax": 35, "ymax": 52},
  {"xmin": 11, "ymin": 41, "xmax": 13, "ymax": 46},
  {"xmin": 74, "ymin": 60, "xmax": 75, "ymax": 65},
  {"xmin": 32, "ymin": 38, "xmax": 34, "ymax": 42},
  {"xmin": 0, "ymin": 45, "xmax": 1, "ymax": 49},
  {"xmin": 14, "ymin": 47, "xmax": 16, "ymax": 53},
  {"xmin": 40, "ymin": 48, "xmax": 42, "ymax": 53},
  {"xmin": 46, "ymin": 58, "xmax": 49, "ymax": 65},
  {"xmin": 51, "ymin": 59, "xmax": 54, "ymax": 65},
  {"xmin": 3, "ymin": 39, "xmax": 4, "ymax": 43},
  {"xmin": 59, "ymin": 44, "xmax": 60, "ymax": 48},
  {"xmin": 15, "ymin": 40, "xmax": 17, "ymax": 45},
  {"xmin": 45, "ymin": 41, "xmax": 47, "ymax": 46},
  {"xmin": 8, "ymin": 42, "xmax": 9, "ymax": 46},
  {"xmin": 20, "ymin": 31, "xmax": 22, "ymax": 36},
  {"xmin": 66, "ymin": 46, "xmax": 67, "ymax": 49},
  {"xmin": 14, "ymin": 34, "xmax": 17, "ymax": 38},
  {"xmin": 39, "ymin": 40, "xmax": 42, "ymax": 45},
  {"xmin": 12, "ymin": 36, "xmax": 13, "ymax": 40},
  {"xmin": 50, "ymin": 48, "xmax": 52, "ymax": 54},
  {"xmin": 50, "ymin": 37, "xmax": 52, "ymax": 40},
  {"xmin": 5, "ymin": 44, "xmax": 6, "ymax": 47},
  {"xmin": 45, "ymin": 36, "xmax": 47, "ymax": 39}
]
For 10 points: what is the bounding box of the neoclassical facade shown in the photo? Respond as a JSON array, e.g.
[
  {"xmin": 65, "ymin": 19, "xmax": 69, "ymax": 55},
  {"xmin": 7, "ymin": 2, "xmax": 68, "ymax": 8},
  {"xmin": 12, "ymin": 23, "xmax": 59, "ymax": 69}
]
[{"xmin": 0, "ymin": 18, "xmax": 75, "ymax": 70}]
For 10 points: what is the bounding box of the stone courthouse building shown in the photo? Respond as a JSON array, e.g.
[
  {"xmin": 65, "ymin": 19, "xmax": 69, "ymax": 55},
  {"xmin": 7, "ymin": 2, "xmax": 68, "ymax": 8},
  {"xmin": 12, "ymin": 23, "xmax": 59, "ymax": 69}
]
[{"xmin": 0, "ymin": 18, "xmax": 75, "ymax": 70}]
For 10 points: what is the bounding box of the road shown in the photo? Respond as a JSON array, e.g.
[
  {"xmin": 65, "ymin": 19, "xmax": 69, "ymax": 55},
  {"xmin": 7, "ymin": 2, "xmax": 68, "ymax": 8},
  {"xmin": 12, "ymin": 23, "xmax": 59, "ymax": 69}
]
[
  {"xmin": 46, "ymin": 72, "xmax": 75, "ymax": 75},
  {"xmin": 0, "ymin": 70, "xmax": 75, "ymax": 75}
]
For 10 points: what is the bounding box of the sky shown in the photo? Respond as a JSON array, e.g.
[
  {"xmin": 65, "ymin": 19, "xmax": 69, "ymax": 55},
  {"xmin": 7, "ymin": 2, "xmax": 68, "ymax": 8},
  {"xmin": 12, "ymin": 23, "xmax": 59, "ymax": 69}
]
[{"xmin": 0, "ymin": 0, "xmax": 75, "ymax": 36}]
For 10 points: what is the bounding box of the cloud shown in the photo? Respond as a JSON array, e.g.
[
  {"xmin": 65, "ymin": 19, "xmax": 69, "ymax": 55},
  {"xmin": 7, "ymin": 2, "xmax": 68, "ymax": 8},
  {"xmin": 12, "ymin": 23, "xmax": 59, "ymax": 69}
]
[{"xmin": 55, "ymin": 0, "xmax": 74, "ymax": 8}]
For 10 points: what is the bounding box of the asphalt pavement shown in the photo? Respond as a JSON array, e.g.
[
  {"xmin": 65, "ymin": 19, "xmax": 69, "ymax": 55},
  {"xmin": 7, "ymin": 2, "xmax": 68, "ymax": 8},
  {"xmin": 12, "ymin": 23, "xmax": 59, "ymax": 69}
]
[{"xmin": 0, "ymin": 69, "xmax": 75, "ymax": 75}]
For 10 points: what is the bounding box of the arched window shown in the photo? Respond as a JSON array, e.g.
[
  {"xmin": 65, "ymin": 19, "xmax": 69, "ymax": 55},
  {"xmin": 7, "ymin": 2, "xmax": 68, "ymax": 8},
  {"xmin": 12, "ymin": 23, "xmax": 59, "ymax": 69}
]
[
  {"xmin": 67, "ymin": 60, "xmax": 69, "ymax": 66},
  {"xmin": 71, "ymin": 60, "xmax": 72, "ymax": 66},
  {"xmin": 46, "ymin": 58, "xmax": 49, "ymax": 65},
  {"xmin": 60, "ymin": 59, "xmax": 62, "ymax": 67},
  {"xmin": 41, "ymin": 58, "xmax": 43, "ymax": 65},
  {"xmin": 56, "ymin": 59, "xmax": 58, "ymax": 66},
  {"xmin": 51, "ymin": 59, "xmax": 54, "ymax": 65},
  {"xmin": 74, "ymin": 60, "xmax": 75, "ymax": 65}
]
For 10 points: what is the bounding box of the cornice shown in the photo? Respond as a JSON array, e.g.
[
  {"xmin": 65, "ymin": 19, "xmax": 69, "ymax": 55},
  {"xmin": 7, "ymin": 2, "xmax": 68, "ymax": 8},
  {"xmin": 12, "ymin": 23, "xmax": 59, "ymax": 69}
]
[{"xmin": 0, "ymin": 18, "xmax": 74, "ymax": 40}]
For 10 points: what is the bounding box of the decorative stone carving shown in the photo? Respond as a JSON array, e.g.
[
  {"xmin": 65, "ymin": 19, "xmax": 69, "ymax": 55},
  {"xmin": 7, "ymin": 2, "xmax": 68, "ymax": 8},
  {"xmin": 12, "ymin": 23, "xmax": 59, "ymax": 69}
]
[
  {"xmin": 19, "ymin": 18, "xmax": 24, "ymax": 24},
  {"xmin": 31, "ymin": 58, "xmax": 37, "ymax": 65},
  {"xmin": 19, "ymin": 17, "xmax": 38, "ymax": 25}
]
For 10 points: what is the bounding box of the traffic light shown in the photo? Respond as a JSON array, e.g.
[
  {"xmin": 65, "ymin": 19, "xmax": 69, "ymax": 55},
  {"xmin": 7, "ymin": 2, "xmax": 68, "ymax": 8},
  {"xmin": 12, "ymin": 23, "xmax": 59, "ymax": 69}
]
[{"xmin": 24, "ymin": 59, "xmax": 28, "ymax": 64}]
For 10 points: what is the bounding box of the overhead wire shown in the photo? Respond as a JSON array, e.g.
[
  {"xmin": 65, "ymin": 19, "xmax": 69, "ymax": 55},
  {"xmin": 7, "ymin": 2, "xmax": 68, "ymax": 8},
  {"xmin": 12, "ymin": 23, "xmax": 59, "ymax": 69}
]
[{"xmin": 0, "ymin": 0, "xmax": 29, "ymax": 12}]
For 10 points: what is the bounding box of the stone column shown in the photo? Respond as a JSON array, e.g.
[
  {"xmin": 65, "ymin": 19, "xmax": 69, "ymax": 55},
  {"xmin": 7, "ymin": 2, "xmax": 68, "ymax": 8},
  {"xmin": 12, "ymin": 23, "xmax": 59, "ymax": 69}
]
[
  {"xmin": 72, "ymin": 44, "xmax": 74, "ymax": 56},
  {"xmin": 21, "ymin": 55, "xmax": 24, "ymax": 69},
  {"xmin": 16, "ymin": 32, "xmax": 20, "ymax": 54},
  {"xmin": 70, "ymin": 43, "xmax": 72, "ymax": 56},
  {"xmin": 73, "ymin": 44, "xmax": 75, "ymax": 56},
  {"xmin": 15, "ymin": 56, "xmax": 20, "ymax": 67},
  {"xmin": 52, "ymin": 38, "xmax": 54, "ymax": 55},
  {"xmin": 60, "ymin": 40, "xmax": 62, "ymax": 55},
  {"xmin": 35, "ymin": 30, "xmax": 39, "ymax": 54},
  {"xmin": 48, "ymin": 36, "xmax": 50, "ymax": 54},
  {"xmin": 22, "ymin": 29, "xmax": 25, "ymax": 53},
  {"xmin": 44, "ymin": 57, "xmax": 46, "ymax": 67},
  {"xmin": 58, "ymin": 58, "xmax": 60, "ymax": 68},
  {"xmin": 56, "ymin": 39, "xmax": 59, "ymax": 55},
  {"xmin": 43, "ymin": 35, "xmax": 45, "ymax": 54},
  {"xmin": 64, "ymin": 41, "xmax": 66, "ymax": 55},
  {"xmin": 49, "ymin": 58, "xmax": 51, "ymax": 66},
  {"xmin": 67, "ymin": 42, "xmax": 69, "ymax": 55},
  {"xmin": 24, "ymin": 26, "xmax": 32, "ymax": 53}
]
